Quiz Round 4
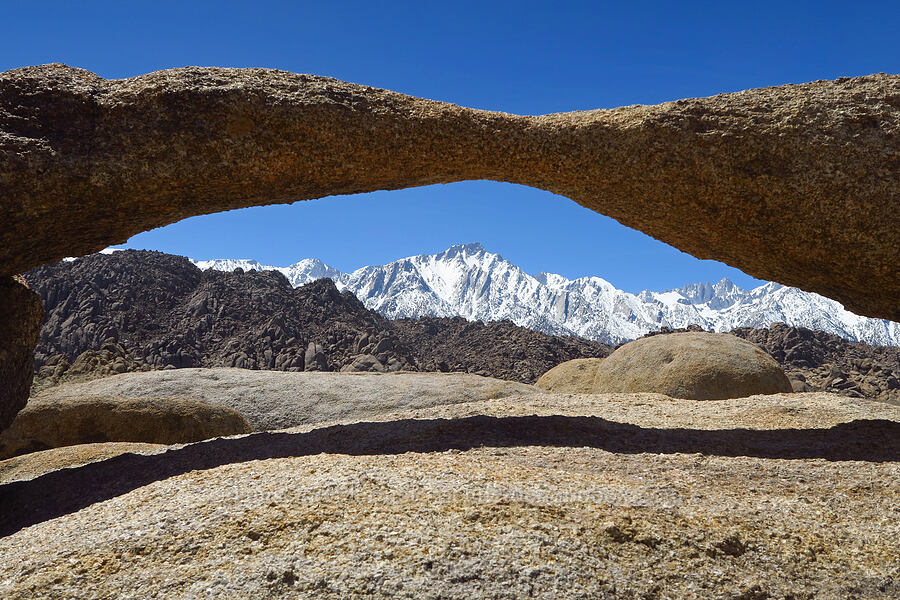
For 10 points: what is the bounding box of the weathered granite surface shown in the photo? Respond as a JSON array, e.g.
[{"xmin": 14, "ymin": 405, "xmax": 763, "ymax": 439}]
[
  {"xmin": 592, "ymin": 331, "xmax": 794, "ymax": 400},
  {"xmin": 2, "ymin": 65, "xmax": 898, "ymax": 320},
  {"xmin": 1, "ymin": 392, "xmax": 898, "ymax": 598},
  {"xmin": 0, "ymin": 394, "xmax": 252, "ymax": 459}
]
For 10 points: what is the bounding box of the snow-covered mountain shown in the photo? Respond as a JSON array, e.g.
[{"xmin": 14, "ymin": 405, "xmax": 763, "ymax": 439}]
[{"xmin": 190, "ymin": 243, "xmax": 900, "ymax": 347}]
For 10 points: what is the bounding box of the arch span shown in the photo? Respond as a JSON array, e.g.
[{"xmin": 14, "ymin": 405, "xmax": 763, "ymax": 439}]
[{"xmin": 1, "ymin": 64, "xmax": 898, "ymax": 320}]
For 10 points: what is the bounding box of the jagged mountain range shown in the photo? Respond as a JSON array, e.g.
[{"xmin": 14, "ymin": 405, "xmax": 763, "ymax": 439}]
[
  {"xmin": 191, "ymin": 243, "xmax": 900, "ymax": 347},
  {"xmin": 28, "ymin": 251, "xmax": 611, "ymax": 385}
]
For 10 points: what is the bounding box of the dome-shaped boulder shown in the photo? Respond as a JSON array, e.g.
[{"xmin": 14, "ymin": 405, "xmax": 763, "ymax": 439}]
[
  {"xmin": 593, "ymin": 332, "xmax": 792, "ymax": 400},
  {"xmin": 535, "ymin": 358, "xmax": 605, "ymax": 394}
]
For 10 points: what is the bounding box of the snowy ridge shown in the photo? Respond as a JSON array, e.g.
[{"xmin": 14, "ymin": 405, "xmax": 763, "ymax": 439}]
[{"xmin": 191, "ymin": 243, "xmax": 900, "ymax": 346}]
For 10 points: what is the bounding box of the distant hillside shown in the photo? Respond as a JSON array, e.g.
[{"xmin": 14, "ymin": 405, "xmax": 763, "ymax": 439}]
[
  {"xmin": 192, "ymin": 242, "xmax": 900, "ymax": 347},
  {"xmin": 24, "ymin": 250, "xmax": 900, "ymax": 402},
  {"xmin": 24, "ymin": 250, "xmax": 610, "ymax": 385}
]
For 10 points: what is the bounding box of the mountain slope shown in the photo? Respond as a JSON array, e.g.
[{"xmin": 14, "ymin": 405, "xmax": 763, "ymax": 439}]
[
  {"xmin": 193, "ymin": 244, "xmax": 900, "ymax": 346},
  {"xmin": 25, "ymin": 251, "xmax": 610, "ymax": 385}
]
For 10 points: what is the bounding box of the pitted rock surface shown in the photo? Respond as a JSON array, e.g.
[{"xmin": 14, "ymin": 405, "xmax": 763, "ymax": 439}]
[
  {"xmin": 1, "ymin": 392, "xmax": 898, "ymax": 599},
  {"xmin": 2, "ymin": 65, "xmax": 898, "ymax": 320}
]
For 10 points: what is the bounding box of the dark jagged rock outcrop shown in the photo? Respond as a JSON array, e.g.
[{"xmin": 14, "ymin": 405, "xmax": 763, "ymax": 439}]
[
  {"xmin": 731, "ymin": 323, "xmax": 900, "ymax": 402},
  {"xmin": 2, "ymin": 64, "xmax": 898, "ymax": 321},
  {"xmin": 644, "ymin": 324, "xmax": 900, "ymax": 403},
  {"xmin": 23, "ymin": 250, "xmax": 611, "ymax": 385},
  {"xmin": 391, "ymin": 316, "xmax": 606, "ymax": 384}
]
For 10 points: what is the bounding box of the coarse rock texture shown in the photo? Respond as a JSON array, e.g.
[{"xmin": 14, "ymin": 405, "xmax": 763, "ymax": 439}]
[
  {"xmin": 594, "ymin": 331, "xmax": 793, "ymax": 400},
  {"xmin": 24, "ymin": 250, "xmax": 609, "ymax": 385},
  {"xmin": 2, "ymin": 65, "xmax": 898, "ymax": 320},
  {"xmin": 30, "ymin": 339, "xmax": 143, "ymax": 394},
  {"xmin": 391, "ymin": 315, "xmax": 607, "ymax": 383},
  {"xmin": 534, "ymin": 357, "xmax": 605, "ymax": 393},
  {"xmin": 0, "ymin": 394, "xmax": 251, "ymax": 459},
  {"xmin": 0, "ymin": 275, "xmax": 43, "ymax": 431},
  {"xmin": 0, "ymin": 392, "xmax": 898, "ymax": 598},
  {"xmin": 31, "ymin": 369, "xmax": 543, "ymax": 432},
  {"xmin": 25, "ymin": 250, "xmax": 900, "ymax": 399},
  {"xmin": 731, "ymin": 323, "xmax": 900, "ymax": 403},
  {"xmin": 0, "ymin": 441, "xmax": 166, "ymax": 484}
]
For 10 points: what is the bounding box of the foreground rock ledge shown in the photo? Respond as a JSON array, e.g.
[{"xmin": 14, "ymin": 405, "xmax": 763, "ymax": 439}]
[
  {"xmin": 1, "ymin": 65, "xmax": 898, "ymax": 320},
  {"xmin": 1, "ymin": 393, "xmax": 898, "ymax": 598}
]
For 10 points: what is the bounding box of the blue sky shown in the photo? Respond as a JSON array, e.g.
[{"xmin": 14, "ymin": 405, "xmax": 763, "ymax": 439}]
[{"xmin": 3, "ymin": 1, "xmax": 897, "ymax": 292}]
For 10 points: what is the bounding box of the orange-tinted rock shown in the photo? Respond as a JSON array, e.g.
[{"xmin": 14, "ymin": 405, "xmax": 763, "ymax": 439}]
[{"xmin": 1, "ymin": 65, "xmax": 898, "ymax": 319}]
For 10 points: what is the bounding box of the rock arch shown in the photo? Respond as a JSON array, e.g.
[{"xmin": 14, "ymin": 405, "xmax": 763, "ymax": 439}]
[{"xmin": 1, "ymin": 64, "xmax": 898, "ymax": 428}]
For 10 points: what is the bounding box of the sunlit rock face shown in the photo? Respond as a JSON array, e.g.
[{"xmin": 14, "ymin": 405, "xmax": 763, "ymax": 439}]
[
  {"xmin": 1, "ymin": 64, "xmax": 898, "ymax": 320},
  {"xmin": 0, "ymin": 65, "xmax": 897, "ymax": 429}
]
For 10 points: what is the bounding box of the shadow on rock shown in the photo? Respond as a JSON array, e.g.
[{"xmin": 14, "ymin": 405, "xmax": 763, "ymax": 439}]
[{"xmin": 2, "ymin": 415, "xmax": 898, "ymax": 537}]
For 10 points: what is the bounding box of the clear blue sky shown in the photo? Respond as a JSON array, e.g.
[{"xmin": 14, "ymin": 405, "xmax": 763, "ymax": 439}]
[{"xmin": 3, "ymin": 1, "xmax": 897, "ymax": 292}]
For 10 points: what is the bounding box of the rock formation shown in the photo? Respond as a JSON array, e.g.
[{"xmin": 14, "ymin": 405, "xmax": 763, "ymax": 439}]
[
  {"xmin": 642, "ymin": 324, "xmax": 900, "ymax": 403},
  {"xmin": 534, "ymin": 357, "xmax": 605, "ymax": 393},
  {"xmin": 1, "ymin": 64, "xmax": 898, "ymax": 321},
  {"xmin": 0, "ymin": 276, "xmax": 43, "ymax": 431},
  {"xmin": 731, "ymin": 323, "xmax": 900, "ymax": 402},
  {"xmin": 2, "ymin": 392, "xmax": 899, "ymax": 597},
  {"xmin": 0, "ymin": 395, "xmax": 251, "ymax": 459},
  {"xmin": 593, "ymin": 332, "xmax": 794, "ymax": 400},
  {"xmin": 30, "ymin": 369, "xmax": 544, "ymax": 433},
  {"xmin": 24, "ymin": 250, "xmax": 610, "ymax": 386}
]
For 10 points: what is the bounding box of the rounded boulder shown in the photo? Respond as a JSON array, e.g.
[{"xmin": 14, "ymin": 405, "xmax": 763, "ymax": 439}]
[
  {"xmin": 593, "ymin": 332, "xmax": 793, "ymax": 400},
  {"xmin": 0, "ymin": 395, "xmax": 252, "ymax": 459},
  {"xmin": 535, "ymin": 358, "xmax": 606, "ymax": 394}
]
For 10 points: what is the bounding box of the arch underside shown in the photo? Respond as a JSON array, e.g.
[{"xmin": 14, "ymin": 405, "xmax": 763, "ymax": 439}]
[{"xmin": 1, "ymin": 64, "xmax": 898, "ymax": 321}]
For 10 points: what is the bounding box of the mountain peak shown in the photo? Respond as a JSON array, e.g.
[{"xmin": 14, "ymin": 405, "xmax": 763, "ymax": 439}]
[
  {"xmin": 188, "ymin": 244, "xmax": 899, "ymax": 347},
  {"xmin": 444, "ymin": 242, "xmax": 486, "ymax": 254}
]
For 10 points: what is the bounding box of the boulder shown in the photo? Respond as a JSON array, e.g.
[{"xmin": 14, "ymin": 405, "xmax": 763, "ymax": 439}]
[
  {"xmin": 304, "ymin": 342, "xmax": 326, "ymax": 371},
  {"xmin": 32, "ymin": 339, "xmax": 143, "ymax": 394},
  {"xmin": 30, "ymin": 369, "xmax": 545, "ymax": 432},
  {"xmin": 0, "ymin": 441, "xmax": 166, "ymax": 485},
  {"xmin": 340, "ymin": 353, "xmax": 387, "ymax": 373},
  {"xmin": 0, "ymin": 395, "xmax": 252, "ymax": 459},
  {"xmin": 535, "ymin": 358, "xmax": 605, "ymax": 393},
  {"xmin": 0, "ymin": 276, "xmax": 44, "ymax": 431},
  {"xmin": 593, "ymin": 332, "xmax": 793, "ymax": 400},
  {"xmin": 1, "ymin": 65, "xmax": 897, "ymax": 320}
]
